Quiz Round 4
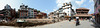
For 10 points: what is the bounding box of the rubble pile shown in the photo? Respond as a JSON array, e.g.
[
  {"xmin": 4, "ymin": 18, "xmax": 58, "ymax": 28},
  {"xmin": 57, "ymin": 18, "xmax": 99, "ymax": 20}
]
[{"xmin": 0, "ymin": 19, "xmax": 56, "ymax": 27}]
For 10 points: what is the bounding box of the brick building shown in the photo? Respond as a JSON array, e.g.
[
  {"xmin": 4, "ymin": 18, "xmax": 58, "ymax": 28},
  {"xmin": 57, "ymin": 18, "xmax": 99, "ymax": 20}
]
[
  {"xmin": 18, "ymin": 4, "xmax": 28, "ymax": 19},
  {"xmin": 0, "ymin": 4, "xmax": 16, "ymax": 21},
  {"xmin": 94, "ymin": 0, "xmax": 100, "ymax": 24},
  {"xmin": 35, "ymin": 12, "xmax": 47, "ymax": 19},
  {"xmin": 18, "ymin": 4, "xmax": 47, "ymax": 19}
]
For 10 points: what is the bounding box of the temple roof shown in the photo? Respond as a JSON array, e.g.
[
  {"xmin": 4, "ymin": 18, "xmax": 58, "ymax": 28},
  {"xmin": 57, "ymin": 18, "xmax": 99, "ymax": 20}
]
[
  {"xmin": 76, "ymin": 7, "xmax": 89, "ymax": 10},
  {"xmin": 74, "ymin": 14, "xmax": 92, "ymax": 17}
]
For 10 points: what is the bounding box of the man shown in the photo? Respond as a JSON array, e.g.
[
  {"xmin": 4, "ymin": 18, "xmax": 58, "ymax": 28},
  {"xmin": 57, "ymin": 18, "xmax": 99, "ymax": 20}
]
[
  {"xmin": 69, "ymin": 18, "xmax": 71, "ymax": 21},
  {"xmin": 76, "ymin": 17, "xmax": 80, "ymax": 26},
  {"xmin": 91, "ymin": 18, "xmax": 95, "ymax": 24}
]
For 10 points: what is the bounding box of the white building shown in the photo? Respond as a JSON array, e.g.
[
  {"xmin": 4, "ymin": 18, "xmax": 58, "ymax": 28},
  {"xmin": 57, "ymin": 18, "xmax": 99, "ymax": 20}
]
[
  {"xmin": 48, "ymin": 2, "xmax": 75, "ymax": 19},
  {"xmin": 54, "ymin": 2, "xmax": 75, "ymax": 18},
  {"xmin": 28, "ymin": 8, "xmax": 34, "ymax": 18},
  {"xmin": 62, "ymin": 2, "xmax": 75, "ymax": 18}
]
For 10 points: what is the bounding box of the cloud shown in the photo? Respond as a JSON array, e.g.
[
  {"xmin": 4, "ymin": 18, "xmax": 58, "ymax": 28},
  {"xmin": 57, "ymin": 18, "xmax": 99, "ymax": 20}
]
[
  {"xmin": 75, "ymin": 0, "xmax": 85, "ymax": 6},
  {"xmin": 45, "ymin": 10, "xmax": 47, "ymax": 11},
  {"xmin": 53, "ymin": 8, "xmax": 57, "ymax": 11},
  {"xmin": 56, "ymin": 0, "xmax": 71, "ymax": 8},
  {"xmin": 88, "ymin": 3, "xmax": 94, "ymax": 14},
  {"xmin": 54, "ymin": 0, "xmax": 78, "ymax": 11},
  {"xmin": 89, "ymin": 0, "xmax": 93, "ymax": 2},
  {"xmin": 54, "ymin": 0, "xmax": 73, "ymax": 11},
  {"xmin": 88, "ymin": 8, "xmax": 94, "ymax": 14},
  {"xmin": 0, "ymin": 0, "xmax": 22, "ymax": 11},
  {"xmin": 72, "ymin": 6, "xmax": 77, "ymax": 10},
  {"xmin": 83, "ymin": 5, "xmax": 86, "ymax": 7}
]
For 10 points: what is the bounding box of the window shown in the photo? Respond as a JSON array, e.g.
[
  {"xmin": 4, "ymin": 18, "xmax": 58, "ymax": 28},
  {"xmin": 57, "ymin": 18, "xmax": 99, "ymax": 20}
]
[
  {"xmin": 99, "ymin": 0, "xmax": 100, "ymax": 4},
  {"xmin": 31, "ymin": 11, "xmax": 33, "ymax": 12},
  {"xmin": 98, "ymin": 9, "xmax": 100, "ymax": 12},
  {"xmin": 67, "ymin": 5, "xmax": 69, "ymax": 6},
  {"xmin": 28, "ymin": 13, "xmax": 30, "ymax": 14},
  {"xmin": 31, "ymin": 15, "xmax": 33, "ymax": 16}
]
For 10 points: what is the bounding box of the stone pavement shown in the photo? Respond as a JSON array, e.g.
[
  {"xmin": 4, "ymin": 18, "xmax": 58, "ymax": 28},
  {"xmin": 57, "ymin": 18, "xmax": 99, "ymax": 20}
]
[
  {"xmin": 0, "ymin": 20, "xmax": 95, "ymax": 28},
  {"xmin": 26, "ymin": 20, "xmax": 94, "ymax": 28}
]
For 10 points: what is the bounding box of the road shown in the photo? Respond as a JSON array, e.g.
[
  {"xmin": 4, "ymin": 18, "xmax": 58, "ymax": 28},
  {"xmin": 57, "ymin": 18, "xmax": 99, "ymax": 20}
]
[{"xmin": 0, "ymin": 20, "xmax": 95, "ymax": 28}]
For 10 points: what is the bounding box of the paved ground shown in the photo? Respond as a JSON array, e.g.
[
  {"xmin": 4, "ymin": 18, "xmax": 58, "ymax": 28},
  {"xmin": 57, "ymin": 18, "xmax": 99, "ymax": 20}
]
[{"xmin": 0, "ymin": 20, "xmax": 95, "ymax": 28}]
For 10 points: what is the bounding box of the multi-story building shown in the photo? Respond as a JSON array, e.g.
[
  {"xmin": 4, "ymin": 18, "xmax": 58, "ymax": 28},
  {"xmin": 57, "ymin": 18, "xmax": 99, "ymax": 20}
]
[
  {"xmin": 28, "ymin": 8, "xmax": 34, "ymax": 18},
  {"xmin": 62, "ymin": 2, "xmax": 75, "ymax": 19},
  {"xmin": 0, "ymin": 4, "xmax": 16, "ymax": 21},
  {"xmin": 27, "ymin": 7, "xmax": 47, "ymax": 19},
  {"xmin": 74, "ymin": 8, "xmax": 92, "ymax": 19},
  {"xmin": 18, "ymin": 4, "xmax": 47, "ymax": 19},
  {"xmin": 33, "ymin": 9, "xmax": 38, "ymax": 18},
  {"xmin": 93, "ymin": 0, "xmax": 100, "ymax": 24},
  {"xmin": 35, "ymin": 12, "xmax": 47, "ymax": 19},
  {"xmin": 48, "ymin": 2, "xmax": 75, "ymax": 19},
  {"xmin": 48, "ymin": 9, "xmax": 67, "ymax": 19},
  {"xmin": 48, "ymin": 12, "xmax": 54, "ymax": 19},
  {"xmin": 18, "ymin": 4, "xmax": 28, "ymax": 19},
  {"xmin": 62, "ymin": 2, "xmax": 75, "ymax": 16}
]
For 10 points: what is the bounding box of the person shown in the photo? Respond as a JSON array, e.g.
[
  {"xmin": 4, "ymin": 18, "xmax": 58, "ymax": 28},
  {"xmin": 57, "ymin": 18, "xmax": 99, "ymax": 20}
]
[
  {"xmin": 76, "ymin": 19, "xmax": 80, "ymax": 26},
  {"xmin": 69, "ymin": 18, "xmax": 71, "ymax": 21},
  {"xmin": 91, "ymin": 18, "xmax": 95, "ymax": 24},
  {"xmin": 76, "ymin": 17, "xmax": 80, "ymax": 26},
  {"xmin": 89, "ymin": 18, "xmax": 92, "ymax": 22}
]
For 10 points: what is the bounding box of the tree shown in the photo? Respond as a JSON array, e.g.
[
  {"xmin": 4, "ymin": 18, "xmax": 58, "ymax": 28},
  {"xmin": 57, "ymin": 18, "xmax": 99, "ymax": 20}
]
[{"xmin": 37, "ymin": 10, "xmax": 40, "ymax": 13}]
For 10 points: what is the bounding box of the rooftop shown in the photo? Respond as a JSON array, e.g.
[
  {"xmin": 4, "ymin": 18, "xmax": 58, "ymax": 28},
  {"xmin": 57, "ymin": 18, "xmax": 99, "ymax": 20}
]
[
  {"xmin": 76, "ymin": 7, "xmax": 89, "ymax": 10},
  {"xmin": 74, "ymin": 14, "xmax": 92, "ymax": 17}
]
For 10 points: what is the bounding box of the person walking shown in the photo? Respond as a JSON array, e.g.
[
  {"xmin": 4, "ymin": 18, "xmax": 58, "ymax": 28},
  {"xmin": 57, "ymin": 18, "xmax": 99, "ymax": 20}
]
[
  {"xmin": 69, "ymin": 18, "xmax": 71, "ymax": 21},
  {"xmin": 91, "ymin": 18, "xmax": 95, "ymax": 24},
  {"xmin": 76, "ymin": 17, "xmax": 80, "ymax": 26}
]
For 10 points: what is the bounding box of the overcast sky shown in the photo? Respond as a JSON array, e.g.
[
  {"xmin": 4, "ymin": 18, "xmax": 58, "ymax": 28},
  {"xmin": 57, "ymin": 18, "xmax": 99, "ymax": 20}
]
[{"xmin": 0, "ymin": 0, "xmax": 94, "ymax": 14}]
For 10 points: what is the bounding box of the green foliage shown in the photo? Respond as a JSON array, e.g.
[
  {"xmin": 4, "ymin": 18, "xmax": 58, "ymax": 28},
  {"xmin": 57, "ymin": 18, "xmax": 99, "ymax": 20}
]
[{"xmin": 37, "ymin": 10, "xmax": 40, "ymax": 13}]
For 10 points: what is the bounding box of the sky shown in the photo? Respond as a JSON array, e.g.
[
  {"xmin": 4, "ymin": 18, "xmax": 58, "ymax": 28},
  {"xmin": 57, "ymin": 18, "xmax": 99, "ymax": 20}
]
[{"xmin": 0, "ymin": 0, "xmax": 94, "ymax": 14}]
